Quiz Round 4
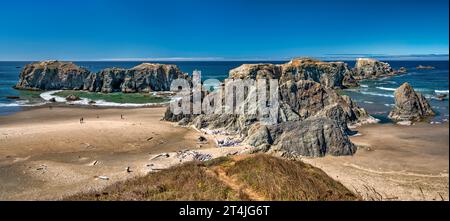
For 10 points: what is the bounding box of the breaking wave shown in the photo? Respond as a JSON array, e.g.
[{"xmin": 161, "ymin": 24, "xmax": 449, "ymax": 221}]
[
  {"xmin": 40, "ymin": 91, "xmax": 170, "ymax": 107},
  {"xmin": 376, "ymin": 87, "xmax": 396, "ymax": 91},
  {"xmin": 359, "ymin": 91, "xmax": 395, "ymax": 98},
  {"xmin": 435, "ymin": 90, "xmax": 449, "ymax": 94}
]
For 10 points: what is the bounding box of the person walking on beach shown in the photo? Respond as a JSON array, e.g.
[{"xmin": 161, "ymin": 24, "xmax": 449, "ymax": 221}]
[
  {"xmin": 80, "ymin": 117, "xmax": 84, "ymax": 124},
  {"xmin": 121, "ymin": 114, "xmax": 124, "ymax": 120}
]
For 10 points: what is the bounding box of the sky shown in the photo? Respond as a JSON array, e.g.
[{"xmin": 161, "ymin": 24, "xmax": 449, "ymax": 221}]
[{"xmin": 0, "ymin": 0, "xmax": 448, "ymax": 61}]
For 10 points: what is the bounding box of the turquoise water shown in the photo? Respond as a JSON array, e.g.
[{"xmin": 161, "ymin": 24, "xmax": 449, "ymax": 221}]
[{"xmin": 0, "ymin": 61, "xmax": 448, "ymax": 122}]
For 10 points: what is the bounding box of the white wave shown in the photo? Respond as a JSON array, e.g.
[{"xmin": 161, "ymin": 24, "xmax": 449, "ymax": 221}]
[
  {"xmin": 363, "ymin": 101, "xmax": 374, "ymax": 104},
  {"xmin": 376, "ymin": 87, "xmax": 396, "ymax": 91},
  {"xmin": 0, "ymin": 100, "xmax": 46, "ymax": 107},
  {"xmin": 384, "ymin": 103, "xmax": 394, "ymax": 107},
  {"xmin": 435, "ymin": 90, "xmax": 449, "ymax": 94},
  {"xmin": 40, "ymin": 90, "xmax": 66, "ymax": 102},
  {"xmin": 39, "ymin": 90, "xmax": 170, "ymax": 107},
  {"xmin": 360, "ymin": 84, "xmax": 369, "ymax": 88},
  {"xmin": 359, "ymin": 91, "xmax": 395, "ymax": 98}
]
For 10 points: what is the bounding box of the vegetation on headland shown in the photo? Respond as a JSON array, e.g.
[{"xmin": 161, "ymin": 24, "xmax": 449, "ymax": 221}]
[
  {"xmin": 54, "ymin": 90, "xmax": 170, "ymax": 104},
  {"xmin": 66, "ymin": 154, "xmax": 358, "ymax": 201}
]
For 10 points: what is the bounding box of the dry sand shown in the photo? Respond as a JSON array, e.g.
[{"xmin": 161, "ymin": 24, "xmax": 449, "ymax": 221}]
[
  {"xmin": 0, "ymin": 106, "xmax": 246, "ymax": 200},
  {"xmin": 0, "ymin": 105, "xmax": 448, "ymax": 201},
  {"xmin": 303, "ymin": 122, "xmax": 449, "ymax": 201}
]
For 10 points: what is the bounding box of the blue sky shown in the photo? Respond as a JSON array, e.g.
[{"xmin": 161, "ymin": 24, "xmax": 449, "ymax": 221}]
[{"xmin": 0, "ymin": 0, "xmax": 448, "ymax": 60}]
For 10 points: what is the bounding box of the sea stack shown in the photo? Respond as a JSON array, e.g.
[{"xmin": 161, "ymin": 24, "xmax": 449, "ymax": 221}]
[
  {"xmin": 15, "ymin": 60, "xmax": 91, "ymax": 90},
  {"xmin": 353, "ymin": 58, "xmax": 395, "ymax": 80},
  {"xmin": 15, "ymin": 61, "xmax": 189, "ymax": 93},
  {"xmin": 388, "ymin": 83, "xmax": 435, "ymax": 122},
  {"xmin": 164, "ymin": 58, "xmax": 378, "ymax": 157}
]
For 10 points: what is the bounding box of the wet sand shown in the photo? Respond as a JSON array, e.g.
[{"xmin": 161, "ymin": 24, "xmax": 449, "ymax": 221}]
[{"xmin": 303, "ymin": 122, "xmax": 449, "ymax": 201}]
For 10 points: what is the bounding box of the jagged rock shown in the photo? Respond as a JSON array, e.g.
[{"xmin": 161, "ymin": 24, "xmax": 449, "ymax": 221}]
[
  {"xmin": 229, "ymin": 64, "xmax": 282, "ymax": 80},
  {"xmin": 416, "ymin": 65, "xmax": 435, "ymax": 70},
  {"xmin": 435, "ymin": 94, "xmax": 448, "ymax": 101},
  {"xmin": 15, "ymin": 61, "xmax": 91, "ymax": 90},
  {"xmin": 16, "ymin": 61, "xmax": 189, "ymax": 93},
  {"xmin": 280, "ymin": 58, "xmax": 353, "ymax": 89},
  {"xmin": 264, "ymin": 118, "xmax": 356, "ymax": 157},
  {"xmin": 398, "ymin": 67, "xmax": 408, "ymax": 74},
  {"xmin": 245, "ymin": 124, "xmax": 272, "ymax": 148},
  {"xmin": 163, "ymin": 58, "xmax": 379, "ymax": 158},
  {"xmin": 353, "ymin": 58, "xmax": 395, "ymax": 79},
  {"xmin": 229, "ymin": 58, "xmax": 353, "ymax": 89},
  {"xmin": 388, "ymin": 83, "xmax": 435, "ymax": 121},
  {"xmin": 342, "ymin": 74, "xmax": 359, "ymax": 88},
  {"xmin": 65, "ymin": 94, "xmax": 81, "ymax": 101},
  {"xmin": 279, "ymin": 80, "xmax": 370, "ymax": 125}
]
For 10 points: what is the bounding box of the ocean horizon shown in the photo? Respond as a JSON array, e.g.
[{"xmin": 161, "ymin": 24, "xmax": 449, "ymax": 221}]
[{"xmin": 1, "ymin": 60, "xmax": 449, "ymax": 123}]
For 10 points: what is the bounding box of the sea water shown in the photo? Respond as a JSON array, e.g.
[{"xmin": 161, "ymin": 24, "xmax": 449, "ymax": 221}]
[{"xmin": 0, "ymin": 61, "xmax": 448, "ymax": 122}]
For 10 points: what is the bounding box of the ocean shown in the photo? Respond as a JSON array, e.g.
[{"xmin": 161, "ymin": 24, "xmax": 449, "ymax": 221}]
[{"xmin": 0, "ymin": 60, "xmax": 448, "ymax": 123}]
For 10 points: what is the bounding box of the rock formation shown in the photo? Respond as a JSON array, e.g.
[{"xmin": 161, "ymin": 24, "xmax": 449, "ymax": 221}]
[
  {"xmin": 353, "ymin": 58, "xmax": 396, "ymax": 80},
  {"xmin": 228, "ymin": 58, "xmax": 353, "ymax": 89},
  {"xmin": 388, "ymin": 83, "xmax": 435, "ymax": 121},
  {"xmin": 164, "ymin": 58, "xmax": 378, "ymax": 157},
  {"xmin": 15, "ymin": 60, "xmax": 189, "ymax": 93},
  {"xmin": 280, "ymin": 58, "xmax": 353, "ymax": 89},
  {"xmin": 416, "ymin": 65, "xmax": 435, "ymax": 70},
  {"xmin": 246, "ymin": 118, "xmax": 357, "ymax": 157},
  {"xmin": 15, "ymin": 61, "xmax": 91, "ymax": 90}
]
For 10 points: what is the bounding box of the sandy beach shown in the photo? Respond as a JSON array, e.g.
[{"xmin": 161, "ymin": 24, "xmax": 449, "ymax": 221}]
[
  {"xmin": 303, "ymin": 122, "xmax": 449, "ymax": 201},
  {"xmin": 0, "ymin": 105, "xmax": 246, "ymax": 200},
  {"xmin": 0, "ymin": 105, "xmax": 448, "ymax": 201}
]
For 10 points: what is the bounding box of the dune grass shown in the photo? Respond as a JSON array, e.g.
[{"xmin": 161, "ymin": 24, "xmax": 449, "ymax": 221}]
[
  {"xmin": 66, "ymin": 162, "xmax": 246, "ymax": 201},
  {"xmin": 54, "ymin": 90, "xmax": 170, "ymax": 104},
  {"xmin": 66, "ymin": 154, "xmax": 358, "ymax": 201},
  {"xmin": 226, "ymin": 154, "xmax": 359, "ymax": 201}
]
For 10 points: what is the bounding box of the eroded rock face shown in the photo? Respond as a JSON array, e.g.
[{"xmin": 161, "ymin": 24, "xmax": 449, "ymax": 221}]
[
  {"xmin": 163, "ymin": 59, "xmax": 376, "ymax": 157},
  {"xmin": 16, "ymin": 61, "xmax": 189, "ymax": 93},
  {"xmin": 244, "ymin": 117, "xmax": 356, "ymax": 157},
  {"xmin": 388, "ymin": 83, "xmax": 435, "ymax": 121},
  {"xmin": 229, "ymin": 64, "xmax": 282, "ymax": 80},
  {"xmin": 228, "ymin": 58, "xmax": 353, "ymax": 89},
  {"xmin": 353, "ymin": 58, "xmax": 395, "ymax": 80},
  {"xmin": 280, "ymin": 58, "xmax": 352, "ymax": 89},
  {"xmin": 15, "ymin": 61, "xmax": 91, "ymax": 90}
]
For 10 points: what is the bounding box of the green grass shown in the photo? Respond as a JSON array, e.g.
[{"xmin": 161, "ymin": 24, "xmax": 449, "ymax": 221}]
[{"xmin": 54, "ymin": 90, "xmax": 170, "ymax": 104}]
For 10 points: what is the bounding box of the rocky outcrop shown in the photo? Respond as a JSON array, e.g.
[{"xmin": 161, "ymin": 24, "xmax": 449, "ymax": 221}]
[
  {"xmin": 164, "ymin": 58, "xmax": 376, "ymax": 157},
  {"xmin": 388, "ymin": 83, "xmax": 435, "ymax": 121},
  {"xmin": 16, "ymin": 61, "xmax": 189, "ymax": 93},
  {"xmin": 228, "ymin": 58, "xmax": 353, "ymax": 89},
  {"xmin": 15, "ymin": 61, "xmax": 91, "ymax": 90},
  {"xmin": 65, "ymin": 94, "xmax": 81, "ymax": 101},
  {"xmin": 246, "ymin": 118, "xmax": 357, "ymax": 157},
  {"xmin": 416, "ymin": 65, "xmax": 435, "ymax": 70},
  {"xmin": 353, "ymin": 58, "xmax": 396, "ymax": 80},
  {"xmin": 280, "ymin": 58, "xmax": 353, "ymax": 89}
]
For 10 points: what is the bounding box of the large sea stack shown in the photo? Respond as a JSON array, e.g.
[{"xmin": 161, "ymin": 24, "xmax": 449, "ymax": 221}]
[
  {"xmin": 388, "ymin": 83, "xmax": 435, "ymax": 121},
  {"xmin": 164, "ymin": 58, "xmax": 380, "ymax": 157},
  {"xmin": 353, "ymin": 58, "xmax": 396, "ymax": 80},
  {"xmin": 15, "ymin": 60, "xmax": 189, "ymax": 92}
]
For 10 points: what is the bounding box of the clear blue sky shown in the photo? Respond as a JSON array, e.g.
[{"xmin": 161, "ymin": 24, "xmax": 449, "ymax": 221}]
[{"xmin": 0, "ymin": 0, "xmax": 448, "ymax": 60}]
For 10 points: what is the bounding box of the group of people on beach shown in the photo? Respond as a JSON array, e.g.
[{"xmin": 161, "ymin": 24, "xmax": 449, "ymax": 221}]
[{"xmin": 79, "ymin": 114, "xmax": 124, "ymax": 124}]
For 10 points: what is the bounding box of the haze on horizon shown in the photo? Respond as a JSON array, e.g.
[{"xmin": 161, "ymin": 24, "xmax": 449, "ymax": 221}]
[{"xmin": 0, "ymin": 0, "xmax": 448, "ymax": 61}]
